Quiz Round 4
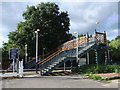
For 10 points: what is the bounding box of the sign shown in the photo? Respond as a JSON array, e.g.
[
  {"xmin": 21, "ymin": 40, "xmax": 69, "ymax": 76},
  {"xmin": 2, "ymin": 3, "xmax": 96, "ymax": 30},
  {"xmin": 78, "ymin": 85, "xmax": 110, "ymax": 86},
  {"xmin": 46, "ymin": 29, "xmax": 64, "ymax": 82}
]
[{"xmin": 9, "ymin": 48, "xmax": 19, "ymax": 60}]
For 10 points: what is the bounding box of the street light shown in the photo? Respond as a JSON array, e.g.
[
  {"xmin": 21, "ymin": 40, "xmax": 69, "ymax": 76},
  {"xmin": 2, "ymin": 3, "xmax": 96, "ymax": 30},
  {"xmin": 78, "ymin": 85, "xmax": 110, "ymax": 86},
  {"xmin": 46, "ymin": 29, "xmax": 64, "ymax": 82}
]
[
  {"xmin": 96, "ymin": 21, "xmax": 99, "ymax": 25},
  {"xmin": 35, "ymin": 29, "xmax": 40, "ymax": 73},
  {"xmin": 74, "ymin": 32, "xmax": 79, "ymax": 67},
  {"xmin": 96, "ymin": 21, "xmax": 100, "ymax": 32}
]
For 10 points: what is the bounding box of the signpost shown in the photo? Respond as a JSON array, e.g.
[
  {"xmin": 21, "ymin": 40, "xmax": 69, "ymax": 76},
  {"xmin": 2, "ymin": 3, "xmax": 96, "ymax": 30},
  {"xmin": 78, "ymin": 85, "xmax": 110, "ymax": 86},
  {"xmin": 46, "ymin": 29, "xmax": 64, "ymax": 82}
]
[{"xmin": 9, "ymin": 48, "xmax": 19, "ymax": 73}]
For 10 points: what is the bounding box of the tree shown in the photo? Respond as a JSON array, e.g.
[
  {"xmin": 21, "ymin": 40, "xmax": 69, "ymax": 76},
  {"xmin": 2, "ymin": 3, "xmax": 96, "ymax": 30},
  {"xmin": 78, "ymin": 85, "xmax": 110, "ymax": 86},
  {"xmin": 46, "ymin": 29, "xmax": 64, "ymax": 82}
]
[
  {"xmin": 78, "ymin": 34, "xmax": 84, "ymax": 38},
  {"xmin": 2, "ymin": 2, "xmax": 72, "ymax": 61},
  {"xmin": 109, "ymin": 36, "xmax": 120, "ymax": 64}
]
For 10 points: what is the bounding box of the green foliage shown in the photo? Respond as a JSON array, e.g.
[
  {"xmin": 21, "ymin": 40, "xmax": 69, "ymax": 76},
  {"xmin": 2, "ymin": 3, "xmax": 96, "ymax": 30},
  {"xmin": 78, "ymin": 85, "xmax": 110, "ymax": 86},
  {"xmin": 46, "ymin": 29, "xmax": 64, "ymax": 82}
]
[
  {"xmin": 109, "ymin": 36, "xmax": 120, "ymax": 64},
  {"xmin": 2, "ymin": 2, "xmax": 72, "ymax": 61},
  {"xmin": 0, "ymin": 48, "xmax": 2, "ymax": 62},
  {"xmin": 85, "ymin": 73, "xmax": 107, "ymax": 80},
  {"xmin": 78, "ymin": 34, "xmax": 84, "ymax": 38},
  {"xmin": 110, "ymin": 36, "xmax": 120, "ymax": 49},
  {"xmin": 73, "ymin": 65, "xmax": 120, "ymax": 74}
]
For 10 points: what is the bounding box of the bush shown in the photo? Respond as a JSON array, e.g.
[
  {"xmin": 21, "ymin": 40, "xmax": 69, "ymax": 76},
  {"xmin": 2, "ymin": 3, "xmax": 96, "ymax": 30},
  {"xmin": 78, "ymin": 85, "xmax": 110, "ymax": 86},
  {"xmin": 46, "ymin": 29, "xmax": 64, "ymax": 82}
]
[
  {"xmin": 72, "ymin": 64, "xmax": 120, "ymax": 74},
  {"xmin": 85, "ymin": 73, "xmax": 107, "ymax": 80}
]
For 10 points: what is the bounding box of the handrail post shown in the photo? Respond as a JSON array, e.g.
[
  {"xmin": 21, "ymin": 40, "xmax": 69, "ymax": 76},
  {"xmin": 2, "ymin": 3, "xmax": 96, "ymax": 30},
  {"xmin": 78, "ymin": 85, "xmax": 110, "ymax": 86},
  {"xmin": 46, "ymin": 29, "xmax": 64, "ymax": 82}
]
[
  {"xmin": 86, "ymin": 32, "xmax": 89, "ymax": 43},
  {"xmin": 74, "ymin": 32, "xmax": 79, "ymax": 69},
  {"xmin": 94, "ymin": 29, "xmax": 97, "ymax": 44},
  {"xmin": 104, "ymin": 31, "xmax": 107, "ymax": 45}
]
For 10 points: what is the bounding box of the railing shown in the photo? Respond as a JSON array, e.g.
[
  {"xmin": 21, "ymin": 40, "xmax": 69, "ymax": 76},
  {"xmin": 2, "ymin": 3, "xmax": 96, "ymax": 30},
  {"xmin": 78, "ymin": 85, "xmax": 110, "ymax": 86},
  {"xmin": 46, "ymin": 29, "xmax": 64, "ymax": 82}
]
[
  {"xmin": 95, "ymin": 31, "xmax": 107, "ymax": 45},
  {"xmin": 36, "ymin": 31, "xmax": 107, "ymax": 75},
  {"xmin": 28, "ymin": 46, "xmax": 61, "ymax": 63},
  {"xmin": 37, "ymin": 49, "xmax": 62, "ymax": 64},
  {"xmin": 61, "ymin": 34, "xmax": 98, "ymax": 51},
  {"xmin": 37, "ymin": 36, "xmax": 92, "ymax": 65},
  {"xmin": 62, "ymin": 36, "xmax": 88, "ymax": 51},
  {"xmin": 37, "ymin": 31, "xmax": 106, "ymax": 66}
]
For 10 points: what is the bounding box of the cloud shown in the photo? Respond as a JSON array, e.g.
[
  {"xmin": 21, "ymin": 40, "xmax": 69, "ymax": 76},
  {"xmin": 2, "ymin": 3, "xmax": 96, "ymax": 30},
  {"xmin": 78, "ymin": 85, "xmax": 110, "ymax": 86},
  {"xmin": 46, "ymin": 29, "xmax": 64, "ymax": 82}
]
[
  {"xmin": 0, "ymin": 24, "xmax": 9, "ymax": 47},
  {"xmin": 59, "ymin": 0, "xmax": 119, "ymax": 2},
  {"xmin": 59, "ymin": 2, "xmax": 118, "ymax": 37},
  {"xmin": 0, "ymin": 1, "xmax": 118, "ymax": 47},
  {"xmin": 1, "ymin": 2, "xmax": 25, "ymax": 47},
  {"xmin": 106, "ymin": 29, "xmax": 118, "ymax": 40}
]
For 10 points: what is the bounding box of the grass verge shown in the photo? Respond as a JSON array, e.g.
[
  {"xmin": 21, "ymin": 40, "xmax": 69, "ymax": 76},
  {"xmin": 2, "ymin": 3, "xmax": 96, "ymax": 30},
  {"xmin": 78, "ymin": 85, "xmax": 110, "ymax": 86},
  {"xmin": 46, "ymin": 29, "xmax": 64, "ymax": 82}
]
[{"xmin": 72, "ymin": 64, "xmax": 120, "ymax": 81}]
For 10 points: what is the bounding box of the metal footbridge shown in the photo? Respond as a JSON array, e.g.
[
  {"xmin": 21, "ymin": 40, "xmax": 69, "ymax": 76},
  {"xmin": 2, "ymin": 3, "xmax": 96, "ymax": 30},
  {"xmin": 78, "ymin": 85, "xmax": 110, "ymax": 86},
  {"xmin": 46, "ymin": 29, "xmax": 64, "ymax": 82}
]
[{"xmin": 28, "ymin": 31, "xmax": 107, "ymax": 75}]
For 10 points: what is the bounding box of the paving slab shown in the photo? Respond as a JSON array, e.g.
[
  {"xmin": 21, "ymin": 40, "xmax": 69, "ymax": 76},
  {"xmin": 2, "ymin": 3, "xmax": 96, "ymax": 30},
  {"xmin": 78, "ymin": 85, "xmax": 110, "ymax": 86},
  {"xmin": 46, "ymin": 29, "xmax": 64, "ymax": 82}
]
[{"xmin": 1, "ymin": 75, "xmax": 119, "ymax": 88}]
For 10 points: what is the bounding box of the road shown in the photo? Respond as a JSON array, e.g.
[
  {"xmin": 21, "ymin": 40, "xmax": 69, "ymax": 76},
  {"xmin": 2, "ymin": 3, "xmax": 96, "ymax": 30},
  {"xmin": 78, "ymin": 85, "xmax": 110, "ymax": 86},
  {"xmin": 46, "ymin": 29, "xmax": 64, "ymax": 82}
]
[{"xmin": 1, "ymin": 74, "xmax": 119, "ymax": 88}]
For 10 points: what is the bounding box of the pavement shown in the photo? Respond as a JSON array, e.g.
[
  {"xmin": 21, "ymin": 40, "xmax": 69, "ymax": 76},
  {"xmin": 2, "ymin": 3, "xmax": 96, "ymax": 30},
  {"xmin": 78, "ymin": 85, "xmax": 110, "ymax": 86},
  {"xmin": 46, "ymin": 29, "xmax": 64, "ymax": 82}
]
[
  {"xmin": 0, "ymin": 71, "xmax": 119, "ymax": 88},
  {"xmin": 1, "ymin": 73, "xmax": 119, "ymax": 88},
  {"xmin": 1, "ymin": 76, "xmax": 119, "ymax": 88}
]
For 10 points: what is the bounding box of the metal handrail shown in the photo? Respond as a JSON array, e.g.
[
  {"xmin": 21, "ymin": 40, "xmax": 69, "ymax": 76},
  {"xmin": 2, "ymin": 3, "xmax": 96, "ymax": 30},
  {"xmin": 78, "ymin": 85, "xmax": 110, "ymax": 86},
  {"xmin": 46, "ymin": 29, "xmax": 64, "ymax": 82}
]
[
  {"xmin": 38, "ymin": 36, "xmax": 93, "ymax": 66},
  {"xmin": 37, "ymin": 49, "xmax": 62, "ymax": 64},
  {"xmin": 38, "ymin": 32, "xmax": 106, "ymax": 66}
]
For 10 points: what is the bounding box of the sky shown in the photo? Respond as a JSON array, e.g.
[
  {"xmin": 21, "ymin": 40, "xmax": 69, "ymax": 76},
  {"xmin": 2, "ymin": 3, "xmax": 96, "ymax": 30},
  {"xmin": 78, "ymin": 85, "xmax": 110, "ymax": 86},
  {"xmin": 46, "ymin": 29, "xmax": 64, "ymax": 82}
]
[{"xmin": 0, "ymin": 0, "xmax": 119, "ymax": 47}]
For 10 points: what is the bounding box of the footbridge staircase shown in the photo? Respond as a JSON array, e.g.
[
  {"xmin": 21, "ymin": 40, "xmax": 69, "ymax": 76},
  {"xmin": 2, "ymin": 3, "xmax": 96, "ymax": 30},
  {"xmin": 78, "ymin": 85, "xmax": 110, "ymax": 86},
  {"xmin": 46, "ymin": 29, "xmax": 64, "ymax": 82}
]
[
  {"xmin": 29, "ymin": 31, "xmax": 106, "ymax": 75},
  {"xmin": 29, "ymin": 31, "xmax": 107, "ymax": 75}
]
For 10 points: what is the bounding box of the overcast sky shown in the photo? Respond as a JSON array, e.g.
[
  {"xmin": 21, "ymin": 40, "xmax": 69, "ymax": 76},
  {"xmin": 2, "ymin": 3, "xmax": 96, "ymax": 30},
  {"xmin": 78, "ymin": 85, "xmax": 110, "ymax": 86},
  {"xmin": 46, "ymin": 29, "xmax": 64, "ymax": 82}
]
[{"xmin": 0, "ymin": 0, "xmax": 119, "ymax": 47}]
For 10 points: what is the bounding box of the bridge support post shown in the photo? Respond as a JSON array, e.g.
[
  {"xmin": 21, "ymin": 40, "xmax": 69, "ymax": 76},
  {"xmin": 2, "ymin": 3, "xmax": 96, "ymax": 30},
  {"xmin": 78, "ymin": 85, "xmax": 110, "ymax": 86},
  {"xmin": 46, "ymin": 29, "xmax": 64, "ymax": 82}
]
[
  {"xmin": 38, "ymin": 64, "xmax": 42, "ymax": 76},
  {"xmin": 71, "ymin": 61, "xmax": 73, "ymax": 71},
  {"xmin": 74, "ymin": 32, "xmax": 79, "ymax": 68},
  {"xmin": 105, "ymin": 51, "xmax": 107, "ymax": 65},
  {"xmin": 64, "ymin": 62, "xmax": 66, "ymax": 71},
  {"xmin": 87, "ymin": 52, "xmax": 90, "ymax": 64},
  {"xmin": 95, "ymin": 49, "xmax": 99, "ymax": 65},
  {"xmin": 78, "ymin": 58, "xmax": 80, "ymax": 68},
  {"xmin": 107, "ymin": 48, "xmax": 111, "ymax": 64}
]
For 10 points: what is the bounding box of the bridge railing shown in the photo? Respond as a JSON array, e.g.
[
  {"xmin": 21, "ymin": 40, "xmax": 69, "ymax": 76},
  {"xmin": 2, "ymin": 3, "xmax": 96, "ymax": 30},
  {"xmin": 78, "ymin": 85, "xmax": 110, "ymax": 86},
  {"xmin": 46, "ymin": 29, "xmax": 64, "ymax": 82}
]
[
  {"xmin": 62, "ymin": 36, "xmax": 87, "ymax": 51},
  {"xmin": 38, "ymin": 36, "xmax": 92, "ymax": 65},
  {"xmin": 37, "ymin": 31, "xmax": 107, "ymax": 65},
  {"xmin": 95, "ymin": 31, "xmax": 107, "ymax": 45}
]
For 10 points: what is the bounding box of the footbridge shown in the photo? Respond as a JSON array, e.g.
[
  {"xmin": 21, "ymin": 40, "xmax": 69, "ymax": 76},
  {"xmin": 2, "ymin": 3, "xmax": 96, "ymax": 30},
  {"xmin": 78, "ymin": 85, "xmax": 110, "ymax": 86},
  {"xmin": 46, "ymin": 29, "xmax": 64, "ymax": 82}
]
[{"xmin": 28, "ymin": 30, "xmax": 107, "ymax": 75}]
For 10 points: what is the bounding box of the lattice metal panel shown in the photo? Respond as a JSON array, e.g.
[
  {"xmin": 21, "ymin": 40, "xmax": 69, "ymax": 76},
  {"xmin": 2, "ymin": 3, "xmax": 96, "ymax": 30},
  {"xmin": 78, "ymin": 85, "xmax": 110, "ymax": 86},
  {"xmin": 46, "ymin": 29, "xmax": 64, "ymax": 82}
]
[
  {"xmin": 96, "ymin": 33, "xmax": 106, "ymax": 44},
  {"xmin": 62, "ymin": 36, "xmax": 88, "ymax": 51}
]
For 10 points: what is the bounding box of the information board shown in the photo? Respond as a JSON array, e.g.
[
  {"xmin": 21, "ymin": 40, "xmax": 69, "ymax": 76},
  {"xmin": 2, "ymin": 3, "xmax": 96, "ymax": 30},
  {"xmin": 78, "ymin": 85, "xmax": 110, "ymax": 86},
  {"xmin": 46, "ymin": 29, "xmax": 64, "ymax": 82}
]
[{"xmin": 9, "ymin": 48, "xmax": 19, "ymax": 60}]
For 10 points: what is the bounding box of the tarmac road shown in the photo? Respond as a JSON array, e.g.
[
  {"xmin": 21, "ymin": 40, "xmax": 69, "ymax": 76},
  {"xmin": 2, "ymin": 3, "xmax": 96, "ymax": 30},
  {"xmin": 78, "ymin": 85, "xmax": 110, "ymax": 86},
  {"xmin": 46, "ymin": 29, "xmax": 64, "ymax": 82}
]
[{"xmin": 1, "ymin": 75, "xmax": 119, "ymax": 88}]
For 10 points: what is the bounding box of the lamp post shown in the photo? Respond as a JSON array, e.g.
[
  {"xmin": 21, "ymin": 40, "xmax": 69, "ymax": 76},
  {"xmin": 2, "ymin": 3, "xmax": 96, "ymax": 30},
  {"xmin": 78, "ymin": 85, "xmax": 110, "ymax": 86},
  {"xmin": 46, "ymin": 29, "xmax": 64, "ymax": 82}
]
[
  {"xmin": 96, "ymin": 21, "xmax": 100, "ymax": 32},
  {"xmin": 35, "ymin": 29, "xmax": 40, "ymax": 73},
  {"xmin": 74, "ymin": 32, "xmax": 79, "ymax": 68}
]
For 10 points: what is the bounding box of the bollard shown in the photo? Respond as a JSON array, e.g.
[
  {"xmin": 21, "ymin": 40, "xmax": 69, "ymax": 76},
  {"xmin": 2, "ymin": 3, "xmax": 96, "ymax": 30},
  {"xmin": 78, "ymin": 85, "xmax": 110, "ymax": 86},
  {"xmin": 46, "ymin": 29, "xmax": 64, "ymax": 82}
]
[{"xmin": 19, "ymin": 59, "xmax": 23, "ymax": 78}]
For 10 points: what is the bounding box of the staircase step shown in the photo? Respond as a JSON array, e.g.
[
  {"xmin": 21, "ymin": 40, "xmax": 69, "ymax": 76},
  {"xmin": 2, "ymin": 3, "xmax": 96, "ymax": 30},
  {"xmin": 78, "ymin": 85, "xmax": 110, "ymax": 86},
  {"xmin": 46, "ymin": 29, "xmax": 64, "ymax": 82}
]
[
  {"xmin": 43, "ymin": 68, "xmax": 49, "ymax": 71},
  {"xmin": 49, "ymin": 65, "xmax": 55, "ymax": 67},
  {"xmin": 53, "ymin": 61, "xmax": 59, "ymax": 64},
  {"xmin": 46, "ymin": 66, "xmax": 52, "ymax": 69},
  {"xmin": 52, "ymin": 63, "xmax": 57, "ymax": 66},
  {"xmin": 40, "ymin": 41, "xmax": 96, "ymax": 75}
]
